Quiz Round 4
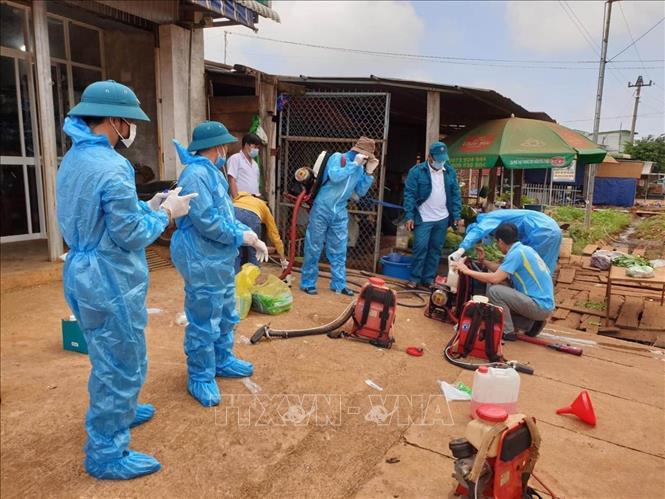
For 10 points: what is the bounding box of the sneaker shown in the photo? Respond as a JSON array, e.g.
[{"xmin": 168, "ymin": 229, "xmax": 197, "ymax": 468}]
[
  {"xmin": 301, "ymin": 287, "xmax": 318, "ymax": 295},
  {"xmin": 526, "ymin": 320, "xmax": 546, "ymax": 337},
  {"xmin": 502, "ymin": 332, "xmax": 518, "ymax": 342},
  {"xmin": 335, "ymin": 288, "xmax": 354, "ymax": 297}
]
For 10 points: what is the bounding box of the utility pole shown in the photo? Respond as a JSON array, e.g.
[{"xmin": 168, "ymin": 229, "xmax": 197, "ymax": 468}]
[
  {"xmin": 585, "ymin": 0, "xmax": 615, "ymax": 230},
  {"xmin": 628, "ymin": 75, "xmax": 653, "ymax": 145}
]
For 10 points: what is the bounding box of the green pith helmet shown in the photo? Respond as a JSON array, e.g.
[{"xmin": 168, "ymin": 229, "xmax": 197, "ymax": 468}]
[
  {"xmin": 68, "ymin": 80, "xmax": 150, "ymax": 121},
  {"xmin": 187, "ymin": 121, "xmax": 237, "ymax": 152}
]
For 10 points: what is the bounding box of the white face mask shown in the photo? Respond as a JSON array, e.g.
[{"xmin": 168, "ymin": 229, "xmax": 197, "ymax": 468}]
[{"xmin": 112, "ymin": 119, "xmax": 136, "ymax": 149}]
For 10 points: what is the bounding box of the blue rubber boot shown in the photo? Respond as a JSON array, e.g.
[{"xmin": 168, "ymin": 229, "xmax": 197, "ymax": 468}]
[
  {"xmin": 187, "ymin": 378, "xmax": 221, "ymax": 407},
  {"xmin": 84, "ymin": 450, "xmax": 161, "ymax": 480},
  {"xmin": 129, "ymin": 404, "xmax": 155, "ymax": 428}
]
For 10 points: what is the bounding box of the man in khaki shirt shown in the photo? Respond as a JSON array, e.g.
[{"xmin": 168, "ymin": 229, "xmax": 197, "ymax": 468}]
[{"xmin": 233, "ymin": 192, "xmax": 287, "ymax": 271}]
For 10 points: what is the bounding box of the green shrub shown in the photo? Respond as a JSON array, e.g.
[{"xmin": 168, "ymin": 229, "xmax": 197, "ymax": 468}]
[{"xmin": 551, "ymin": 207, "xmax": 631, "ymax": 254}]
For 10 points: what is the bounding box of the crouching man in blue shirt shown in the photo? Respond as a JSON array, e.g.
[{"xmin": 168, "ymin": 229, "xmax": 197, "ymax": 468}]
[{"xmin": 453, "ymin": 222, "xmax": 555, "ymax": 341}]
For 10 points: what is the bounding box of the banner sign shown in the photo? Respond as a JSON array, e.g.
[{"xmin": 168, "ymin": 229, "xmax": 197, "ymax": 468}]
[{"xmin": 552, "ymin": 160, "xmax": 577, "ymax": 183}]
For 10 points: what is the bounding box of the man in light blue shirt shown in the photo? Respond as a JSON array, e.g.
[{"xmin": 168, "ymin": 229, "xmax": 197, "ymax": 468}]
[{"xmin": 454, "ymin": 222, "xmax": 555, "ymax": 340}]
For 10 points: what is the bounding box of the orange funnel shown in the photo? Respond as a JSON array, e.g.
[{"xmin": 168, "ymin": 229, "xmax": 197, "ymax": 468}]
[{"xmin": 556, "ymin": 390, "xmax": 596, "ymax": 426}]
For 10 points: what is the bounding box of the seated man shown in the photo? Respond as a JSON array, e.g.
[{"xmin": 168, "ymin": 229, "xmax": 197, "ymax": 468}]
[{"xmin": 453, "ymin": 222, "xmax": 555, "ymax": 341}]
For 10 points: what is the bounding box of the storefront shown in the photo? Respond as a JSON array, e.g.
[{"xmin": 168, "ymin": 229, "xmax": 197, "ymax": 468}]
[
  {"xmin": 0, "ymin": 0, "xmax": 279, "ymax": 259},
  {"xmin": 1, "ymin": 1, "xmax": 107, "ymax": 242}
]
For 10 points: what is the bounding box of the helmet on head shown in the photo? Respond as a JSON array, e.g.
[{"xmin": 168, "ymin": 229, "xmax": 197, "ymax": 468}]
[
  {"xmin": 187, "ymin": 121, "xmax": 237, "ymax": 152},
  {"xmin": 68, "ymin": 80, "xmax": 150, "ymax": 121}
]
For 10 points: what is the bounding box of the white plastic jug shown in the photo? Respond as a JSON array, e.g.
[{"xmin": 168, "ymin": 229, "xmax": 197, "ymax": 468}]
[
  {"xmin": 447, "ymin": 254, "xmax": 459, "ymax": 293},
  {"xmin": 396, "ymin": 223, "xmax": 409, "ymax": 250},
  {"xmin": 470, "ymin": 365, "xmax": 520, "ymax": 418}
]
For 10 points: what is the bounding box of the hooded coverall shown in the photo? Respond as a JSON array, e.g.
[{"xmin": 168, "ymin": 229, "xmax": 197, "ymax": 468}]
[
  {"xmin": 460, "ymin": 209, "xmax": 562, "ymax": 273},
  {"xmin": 170, "ymin": 141, "xmax": 251, "ymax": 407},
  {"xmin": 57, "ymin": 116, "xmax": 168, "ymax": 478},
  {"xmin": 300, "ymin": 151, "xmax": 374, "ymax": 292}
]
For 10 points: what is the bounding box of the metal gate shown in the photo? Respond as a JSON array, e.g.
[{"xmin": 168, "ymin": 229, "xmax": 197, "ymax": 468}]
[{"xmin": 277, "ymin": 92, "xmax": 391, "ymax": 272}]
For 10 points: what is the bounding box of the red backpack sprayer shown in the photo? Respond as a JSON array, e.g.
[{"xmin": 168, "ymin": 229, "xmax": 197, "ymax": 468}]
[{"xmin": 251, "ymin": 277, "xmax": 397, "ymax": 349}]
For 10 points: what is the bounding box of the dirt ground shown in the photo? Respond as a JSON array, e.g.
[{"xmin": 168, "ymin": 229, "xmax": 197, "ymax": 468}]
[{"xmin": 1, "ymin": 266, "xmax": 664, "ymax": 498}]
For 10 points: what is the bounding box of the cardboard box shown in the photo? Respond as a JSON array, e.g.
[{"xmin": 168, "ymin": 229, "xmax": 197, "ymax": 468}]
[{"xmin": 62, "ymin": 319, "xmax": 88, "ymax": 354}]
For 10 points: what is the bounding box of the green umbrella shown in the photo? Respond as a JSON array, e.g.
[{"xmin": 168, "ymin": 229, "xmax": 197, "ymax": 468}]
[{"xmin": 447, "ymin": 116, "xmax": 606, "ymax": 169}]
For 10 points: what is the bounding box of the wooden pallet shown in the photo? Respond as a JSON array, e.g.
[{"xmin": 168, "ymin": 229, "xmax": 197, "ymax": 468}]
[
  {"xmin": 614, "ymin": 296, "xmax": 644, "ymax": 329},
  {"xmin": 639, "ymin": 300, "xmax": 665, "ymax": 332},
  {"xmin": 582, "ymin": 244, "xmax": 600, "ymax": 256},
  {"xmin": 557, "ymin": 268, "xmax": 576, "ymax": 284}
]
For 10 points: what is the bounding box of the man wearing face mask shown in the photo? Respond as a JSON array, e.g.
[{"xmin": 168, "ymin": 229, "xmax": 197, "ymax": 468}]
[
  {"xmin": 300, "ymin": 136, "xmax": 378, "ymax": 296},
  {"xmin": 170, "ymin": 121, "xmax": 267, "ymax": 407},
  {"xmin": 226, "ymin": 132, "xmax": 263, "ymax": 199},
  {"xmin": 57, "ymin": 80, "xmax": 197, "ymax": 480},
  {"xmin": 403, "ymin": 142, "xmax": 462, "ymax": 289}
]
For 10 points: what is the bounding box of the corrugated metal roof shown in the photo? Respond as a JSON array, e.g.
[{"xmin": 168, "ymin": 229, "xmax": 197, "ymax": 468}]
[
  {"xmin": 188, "ymin": 0, "xmax": 280, "ymax": 27},
  {"xmin": 278, "ymin": 75, "xmax": 554, "ymax": 122},
  {"xmin": 188, "ymin": 0, "xmax": 257, "ymax": 28},
  {"xmin": 203, "ymin": 65, "xmax": 554, "ymax": 124},
  {"xmin": 237, "ymin": 0, "xmax": 280, "ymax": 22},
  {"xmin": 91, "ymin": 0, "xmax": 179, "ymax": 24}
]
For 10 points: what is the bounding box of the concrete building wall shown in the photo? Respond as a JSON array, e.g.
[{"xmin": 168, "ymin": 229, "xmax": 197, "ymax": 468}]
[
  {"xmin": 158, "ymin": 25, "xmax": 206, "ymax": 180},
  {"xmin": 103, "ymin": 29, "xmax": 159, "ymax": 177}
]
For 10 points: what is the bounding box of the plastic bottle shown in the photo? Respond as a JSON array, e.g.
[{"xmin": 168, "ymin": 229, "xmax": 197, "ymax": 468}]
[
  {"xmin": 447, "ymin": 254, "xmax": 459, "ymax": 293},
  {"xmin": 396, "ymin": 223, "xmax": 409, "ymax": 250},
  {"xmin": 470, "ymin": 365, "xmax": 520, "ymax": 418}
]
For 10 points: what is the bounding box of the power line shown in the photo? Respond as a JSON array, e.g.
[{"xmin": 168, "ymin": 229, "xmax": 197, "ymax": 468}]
[
  {"xmin": 237, "ymin": 46, "xmax": 661, "ymax": 70},
  {"xmin": 608, "ymin": 17, "xmax": 665, "ymax": 62},
  {"xmin": 618, "ymin": 4, "xmax": 665, "ymax": 108},
  {"xmin": 222, "ymin": 30, "xmax": 662, "ymax": 67},
  {"xmin": 560, "ymin": 2, "xmax": 665, "ymax": 113},
  {"xmin": 561, "ymin": 111, "xmax": 663, "ymax": 123},
  {"xmin": 618, "ymin": 3, "xmax": 649, "ymax": 77},
  {"xmin": 559, "ymin": 1, "xmax": 600, "ymax": 55}
]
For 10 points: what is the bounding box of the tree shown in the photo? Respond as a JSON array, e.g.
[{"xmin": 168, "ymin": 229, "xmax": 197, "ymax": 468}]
[{"xmin": 624, "ymin": 135, "xmax": 665, "ymax": 172}]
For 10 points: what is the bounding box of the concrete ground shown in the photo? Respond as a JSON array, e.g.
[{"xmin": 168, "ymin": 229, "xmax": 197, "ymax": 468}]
[{"xmin": 1, "ymin": 266, "xmax": 664, "ymax": 498}]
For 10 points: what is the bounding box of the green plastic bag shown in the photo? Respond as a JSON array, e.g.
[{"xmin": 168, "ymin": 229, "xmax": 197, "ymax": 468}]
[
  {"xmin": 251, "ymin": 275, "xmax": 293, "ymax": 315},
  {"xmin": 235, "ymin": 263, "xmax": 261, "ymax": 319}
]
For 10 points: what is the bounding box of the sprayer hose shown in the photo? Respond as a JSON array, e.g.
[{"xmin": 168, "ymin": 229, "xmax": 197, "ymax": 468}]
[{"xmin": 262, "ymin": 300, "xmax": 356, "ymax": 338}]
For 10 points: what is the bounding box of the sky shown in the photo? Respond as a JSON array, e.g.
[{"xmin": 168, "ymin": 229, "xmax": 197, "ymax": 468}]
[{"xmin": 204, "ymin": 0, "xmax": 665, "ymax": 138}]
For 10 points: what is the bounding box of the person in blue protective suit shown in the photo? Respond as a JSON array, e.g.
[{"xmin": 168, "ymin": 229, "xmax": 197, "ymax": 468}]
[
  {"xmin": 450, "ymin": 209, "xmax": 562, "ymax": 273},
  {"xmin": 403, "ymin": 142, "xmax": 462, "ymax": 288},
  {"xmin": 300, "ymin": 136, "xmax": 379, "ymax": 295},
  {"xmin": 57, "ymin": 80, "xmax": 197, "ymax": 480},
  {"xmin": 170, "ymin": 121, "xmax": 268, "ymax": 407}
]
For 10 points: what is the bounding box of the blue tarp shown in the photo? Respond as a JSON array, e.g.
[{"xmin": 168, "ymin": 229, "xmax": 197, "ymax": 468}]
[{"xmin": 593, "ymin": 177, "xmax": 636, "ymax": 207}]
